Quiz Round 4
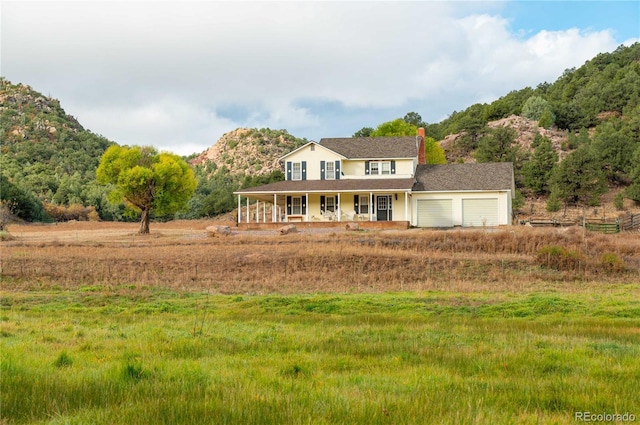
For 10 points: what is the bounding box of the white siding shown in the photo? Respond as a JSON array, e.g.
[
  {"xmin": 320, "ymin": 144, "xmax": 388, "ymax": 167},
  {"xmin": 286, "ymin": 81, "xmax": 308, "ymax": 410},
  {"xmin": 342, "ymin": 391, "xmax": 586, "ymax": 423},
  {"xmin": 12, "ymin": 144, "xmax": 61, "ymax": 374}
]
[{"xmin": 284, "ymin": 145, "xmax": 343, "ymax": 181}]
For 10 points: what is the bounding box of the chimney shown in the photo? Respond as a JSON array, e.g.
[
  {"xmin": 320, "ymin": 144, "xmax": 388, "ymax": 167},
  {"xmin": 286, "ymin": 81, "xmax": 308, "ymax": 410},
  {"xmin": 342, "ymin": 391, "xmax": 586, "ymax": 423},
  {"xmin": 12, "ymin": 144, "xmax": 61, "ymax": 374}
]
[{"xmin": 417, "ymin": 127, "xmax": 426, "ymax": 165}]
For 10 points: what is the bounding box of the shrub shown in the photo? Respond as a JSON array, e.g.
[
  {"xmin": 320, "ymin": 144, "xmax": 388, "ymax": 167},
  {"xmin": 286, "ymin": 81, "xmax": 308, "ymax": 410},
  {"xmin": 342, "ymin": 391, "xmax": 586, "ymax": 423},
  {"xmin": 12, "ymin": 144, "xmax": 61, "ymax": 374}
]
[
  {"xmin": 614, "ymin": 192, "xmax": 624, "ymax": 211},
  {"xmin": 600, "ymin": 252, "xmax": 625, "ymax": 273},
  {"xmin": 536, "ymin": 245, "xmax": 583, "ymax": 271}
]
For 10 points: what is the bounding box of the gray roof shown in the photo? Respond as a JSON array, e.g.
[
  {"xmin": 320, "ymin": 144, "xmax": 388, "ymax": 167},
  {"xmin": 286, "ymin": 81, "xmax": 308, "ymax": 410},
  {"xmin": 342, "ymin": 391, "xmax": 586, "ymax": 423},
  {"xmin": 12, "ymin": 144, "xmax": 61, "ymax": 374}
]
[
  {"xmin": 236, "ymin": 178, "xmax": 415, "ymax": 194},
  {"xmin": 413, "ymin": 163, "xmax": 514, "ymax": 192},
  {"xmin": 319, "ymin": 136, "xmax": 418, "ymax": 159}
]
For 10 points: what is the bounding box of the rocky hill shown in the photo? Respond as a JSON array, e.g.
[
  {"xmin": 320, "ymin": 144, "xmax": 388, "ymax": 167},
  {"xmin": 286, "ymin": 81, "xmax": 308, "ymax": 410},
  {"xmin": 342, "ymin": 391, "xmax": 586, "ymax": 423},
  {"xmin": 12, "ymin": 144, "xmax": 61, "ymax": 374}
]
[
  {"xmin": 190, "ymin": 128, "xmax": 309, "ymax": 176},
  {"xmin": 440, "ymin": 115, "xmax": 570, "ymax": 163}
]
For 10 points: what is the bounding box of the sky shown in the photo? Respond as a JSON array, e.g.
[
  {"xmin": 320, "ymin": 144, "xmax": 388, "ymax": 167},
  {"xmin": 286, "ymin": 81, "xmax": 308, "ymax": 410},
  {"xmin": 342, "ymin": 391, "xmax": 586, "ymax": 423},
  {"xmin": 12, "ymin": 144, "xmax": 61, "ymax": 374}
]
[{"xmin": 2, "ymin": 1, "xmax": 639, "ymax": 157}]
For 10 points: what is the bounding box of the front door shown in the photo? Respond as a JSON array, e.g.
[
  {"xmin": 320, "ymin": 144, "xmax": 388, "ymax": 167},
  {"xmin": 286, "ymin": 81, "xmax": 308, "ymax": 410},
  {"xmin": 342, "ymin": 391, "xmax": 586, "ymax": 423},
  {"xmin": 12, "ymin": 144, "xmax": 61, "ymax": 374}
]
[{"xmin": 376, "ymin": 195, "xmax": 393, "ymax": 221}]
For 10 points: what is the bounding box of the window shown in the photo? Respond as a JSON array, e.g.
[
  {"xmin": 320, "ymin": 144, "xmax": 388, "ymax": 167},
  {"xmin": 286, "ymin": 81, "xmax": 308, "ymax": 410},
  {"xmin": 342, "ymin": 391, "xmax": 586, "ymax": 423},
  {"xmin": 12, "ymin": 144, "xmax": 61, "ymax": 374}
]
[
  {"xmin": 381, "ymin": 162, "xmax": 391, "ymax": 175},
  {"xmin": 377, "ymin": 196, "xmax": 388, "ymax": 211},
  {"xmin": 325, "ymin": 161, "xmax": 335, "ymax": 180},
  {"xmin": 292, "ymin": 197, "xmax": 302, "ymax": 215},
  {"xmin": 368, "ymin": 161, "xmax": 391, "ymax": 175},
  {"xmin": 325, "ymin": 196, "xmax": 335, "ymax": 212},
  {"xmin": 358, "ymin": 195, "xmax": 369, "ymax": 214},
  {"xmin": 370, "ymin": 162, "xmax": 379, "ymax": 175},
  {"xmin": 292, "ymin": 162, "xmax": 301, "ymax": 180}
]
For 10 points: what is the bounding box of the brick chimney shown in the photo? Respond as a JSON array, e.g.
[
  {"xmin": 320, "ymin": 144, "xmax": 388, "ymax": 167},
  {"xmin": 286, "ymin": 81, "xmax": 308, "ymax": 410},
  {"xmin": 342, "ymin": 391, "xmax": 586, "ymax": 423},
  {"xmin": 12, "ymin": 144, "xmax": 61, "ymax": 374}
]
[{"xmin": 417, "ymin": 127, "xmax": 426, "ymax": 165}]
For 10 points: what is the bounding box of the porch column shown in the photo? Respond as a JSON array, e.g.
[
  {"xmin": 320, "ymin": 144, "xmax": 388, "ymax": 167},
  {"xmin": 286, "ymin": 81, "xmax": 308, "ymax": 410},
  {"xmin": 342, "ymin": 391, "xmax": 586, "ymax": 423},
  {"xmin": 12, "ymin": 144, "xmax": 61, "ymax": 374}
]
[
  {"xmin": 369, "ymin": 192, "xmax": 373, "ymax": 221},
  {"xmin": 256, "ymin": 201, "xmax": 259, "ymax": 223},
  {"xmin": 273, "ymin": 194, "xmax": 277, "ymax": 222},
  {"xmin": 263, "ymin": 202, "xmax": 266, "ymax": 223},
  {"xmin": 305, "ymin": 192, "xmax": 309, "ymax": 222},
  {"xmin": 237, "ymin": 195, "xmax": 241, "ymax": 224},
  {"xmin": 337, "ymin": 193, "xmax": 341, "ymax": 222},
  {"xmin": 404, "ymin": 191, "xmax": 408, "ymax": 223},
  {"xmin": 246, "ymin": 198, "xmax": 249, "ymax": 223}
]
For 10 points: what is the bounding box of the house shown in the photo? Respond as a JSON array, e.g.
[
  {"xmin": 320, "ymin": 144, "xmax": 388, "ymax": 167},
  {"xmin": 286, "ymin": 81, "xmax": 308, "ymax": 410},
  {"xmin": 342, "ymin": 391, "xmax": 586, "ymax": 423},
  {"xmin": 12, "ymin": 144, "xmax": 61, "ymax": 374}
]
[{"xmin": 234, "ymin": 129, "xmax": 514, "ymax": 227}]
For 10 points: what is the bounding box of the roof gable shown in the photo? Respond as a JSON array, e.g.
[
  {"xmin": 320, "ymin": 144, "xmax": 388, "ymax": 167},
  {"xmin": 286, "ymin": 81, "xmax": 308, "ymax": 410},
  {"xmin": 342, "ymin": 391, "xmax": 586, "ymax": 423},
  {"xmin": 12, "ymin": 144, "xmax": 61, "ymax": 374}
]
[
  {"xmin": 413, "ymin": 163, "xmax": 514, "ymax": 192},
  {"xmin": 319, "ymin": 136, "xmax": 418, "ymax": 159},
  {"xmin": 279, "ymin": 142, "xmax": 345, "ymax": 161}
]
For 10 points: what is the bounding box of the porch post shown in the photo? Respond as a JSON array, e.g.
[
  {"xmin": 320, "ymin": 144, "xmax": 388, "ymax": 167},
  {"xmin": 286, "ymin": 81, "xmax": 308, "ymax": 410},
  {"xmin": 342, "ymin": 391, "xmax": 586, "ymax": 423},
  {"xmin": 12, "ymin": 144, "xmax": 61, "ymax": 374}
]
[
  {"xmin": 369, "ymin": 192, "xmax": 373, "ymax": 221},
  {"xmin": 273, "ymin": 194, "xmax": 277, "ymax": 222},
  {"xmin": 405, "ymin": 191, "xmax": 408, "ymax": 223},
  {"xmin": 263, "ymin": 202, "xmax": 266, "ymax": 223},
  {"xmin": 305, "ymin": 192, "xmax": 309, "ymax": 222},
  {"xmin": 237, "ymin": 195, "xmax": 241, "ymax": 224},
  {"xmin": 337, "ymin": 193, "xmax": 341, "ymax": 222},
  {"xmin": 246, "ymin": 198, "xmax": 249, "ymax": 223}
]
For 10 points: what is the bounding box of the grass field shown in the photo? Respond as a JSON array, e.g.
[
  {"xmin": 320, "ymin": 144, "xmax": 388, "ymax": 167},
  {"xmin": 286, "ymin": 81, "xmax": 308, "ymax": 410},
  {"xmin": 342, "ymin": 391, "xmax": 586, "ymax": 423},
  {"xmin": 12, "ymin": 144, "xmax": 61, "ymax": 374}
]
[{"xmin": 1, "ymin": 221, "xmax": 639, "ymax": 424}]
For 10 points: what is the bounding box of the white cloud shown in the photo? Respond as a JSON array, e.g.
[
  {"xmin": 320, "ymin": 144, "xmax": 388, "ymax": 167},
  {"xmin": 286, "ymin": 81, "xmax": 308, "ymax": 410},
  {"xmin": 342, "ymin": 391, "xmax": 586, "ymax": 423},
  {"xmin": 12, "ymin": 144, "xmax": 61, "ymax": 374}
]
[{"xmin": 1, "ymin": 1, "xmax": 629, "ymax": 154}]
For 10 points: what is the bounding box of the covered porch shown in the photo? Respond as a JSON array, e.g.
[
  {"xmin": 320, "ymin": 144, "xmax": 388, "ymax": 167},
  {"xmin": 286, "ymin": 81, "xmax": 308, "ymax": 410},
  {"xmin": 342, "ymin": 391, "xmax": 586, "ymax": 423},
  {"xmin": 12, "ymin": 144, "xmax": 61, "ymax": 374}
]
[{"xmin": 233, "ymin": 178, "xmax": 415, "ymax": 225}]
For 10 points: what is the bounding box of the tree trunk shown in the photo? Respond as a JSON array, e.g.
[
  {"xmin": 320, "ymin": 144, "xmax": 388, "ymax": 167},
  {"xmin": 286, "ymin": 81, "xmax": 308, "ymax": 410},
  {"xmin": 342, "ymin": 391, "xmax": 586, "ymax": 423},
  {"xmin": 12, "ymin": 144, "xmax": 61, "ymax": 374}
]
[{"xmin": 139, "ymin": 207, "xmax": 150, "ymax": 234}]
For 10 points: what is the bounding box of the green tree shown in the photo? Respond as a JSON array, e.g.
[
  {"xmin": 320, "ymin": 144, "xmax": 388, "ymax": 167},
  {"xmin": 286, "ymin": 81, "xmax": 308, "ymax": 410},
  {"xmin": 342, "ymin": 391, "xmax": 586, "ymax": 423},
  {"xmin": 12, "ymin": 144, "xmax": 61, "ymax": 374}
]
[
  {"xmin": 624, "ymin": 144, "xmax": 640, "ymax": 202},
  {"xmin": 96, "ymin": 145, "xmax": 197, "ymax": 234},
  {"xmin": 538, "ymin": 108, "xmax": 556, "ymax": 129},
  {"xmin": 475, "ymin": 127, "xmax": 519, "ymax": 163},
  {"xmin": 592, "ymin": 117, "xmax": 639, "ymax": 183},
  {"xmin": 424, "ymin": 137, "xmax": 447, "ymax": 164},
  {"xmin": 549, "ymin": 146, "xmax": 607, "ymax": 208},
  {"xmin": 522, "ymin": 96, "xmax": 551, "ymax": 121},
  {"xmin": 403, "ymin": 112, "xmax": 425, "ymax": 128},
  {"xmin": 370, "ymin": 118, "xmax": 417, "ymax": 137},
  {"xmin": 353, "ymin": 127, "xmax": 373, "ymax": 137},
  {"xmin": 523, "ymin": 135, "xmax": 558, "ymax": 194}
]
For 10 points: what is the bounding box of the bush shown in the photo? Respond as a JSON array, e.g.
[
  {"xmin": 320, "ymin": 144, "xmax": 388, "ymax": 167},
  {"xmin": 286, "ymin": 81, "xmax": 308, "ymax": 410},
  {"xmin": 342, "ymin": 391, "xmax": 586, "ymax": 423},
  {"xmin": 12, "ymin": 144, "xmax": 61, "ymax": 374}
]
[
  {"xmin": 536, "ymin": 245, "xmax": 583, "ymax": 271},
  {"xmin": 600, "ymin": 252, "xmax": 625, "ymax": 273},
  {"xmin": 614, "ymin": 192, "xmax": 624, "ymax": 211}
]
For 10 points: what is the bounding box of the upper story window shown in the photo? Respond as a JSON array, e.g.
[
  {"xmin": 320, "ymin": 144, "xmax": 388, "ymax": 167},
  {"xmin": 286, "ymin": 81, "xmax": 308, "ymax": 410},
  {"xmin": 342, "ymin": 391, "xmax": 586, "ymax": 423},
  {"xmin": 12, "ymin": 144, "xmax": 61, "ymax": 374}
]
[
  {"xmin": 368, "ymin": 161, "xmax": 393, "ymax": 175},
  {"xmin": 292, "ymin": 162, "xmax": 302, "ymax": 180},
  {"xmin": 325, "ymin": 161, "xmax": 335, "ymax": 180}
]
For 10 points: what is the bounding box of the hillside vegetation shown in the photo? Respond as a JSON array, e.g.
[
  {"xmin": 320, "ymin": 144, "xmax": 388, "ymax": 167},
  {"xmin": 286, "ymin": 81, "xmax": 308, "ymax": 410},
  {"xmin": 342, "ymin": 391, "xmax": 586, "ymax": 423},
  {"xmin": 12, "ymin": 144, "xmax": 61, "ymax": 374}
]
[
  {"xmin": 2, "ymin": 43, "xmax": 640, "ymax": 224},
  {"xmin": 422, "ymin": 43, "xmax": 640, "ymax": 214}
]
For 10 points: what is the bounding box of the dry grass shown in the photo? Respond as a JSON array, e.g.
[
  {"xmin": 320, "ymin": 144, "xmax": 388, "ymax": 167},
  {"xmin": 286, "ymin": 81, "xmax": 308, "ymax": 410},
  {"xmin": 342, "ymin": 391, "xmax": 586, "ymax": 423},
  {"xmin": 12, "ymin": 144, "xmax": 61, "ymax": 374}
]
[{"xmin": 2, "ymin": 221, "xmax": 639, "ymax": 294}]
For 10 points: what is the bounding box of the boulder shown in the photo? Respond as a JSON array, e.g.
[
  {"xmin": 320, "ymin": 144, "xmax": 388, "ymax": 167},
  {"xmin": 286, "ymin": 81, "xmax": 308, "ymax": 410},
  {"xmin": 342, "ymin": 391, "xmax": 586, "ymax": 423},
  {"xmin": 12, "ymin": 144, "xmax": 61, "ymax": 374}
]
[
  {"xmin": 279, "ymin": 224, "xmax": 297, "ymax": 235},
  {"xmin": 206, "ymin": 225, "xmax": 231, "ymax": 237},
  {"xmin": 345, "ymin": 222, "xmax": 360, "ymax": 231}
]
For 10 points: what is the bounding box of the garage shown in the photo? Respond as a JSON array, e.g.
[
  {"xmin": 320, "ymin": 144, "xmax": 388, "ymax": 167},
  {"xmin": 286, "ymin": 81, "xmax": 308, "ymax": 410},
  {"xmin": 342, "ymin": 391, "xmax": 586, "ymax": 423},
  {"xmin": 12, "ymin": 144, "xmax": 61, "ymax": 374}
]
[
  {"xmin": 462, "ymin": 198, "xmax": 499, "ymax": 227},
  {"xmin": 417, "ymin": 199, "xmax": 453, "ymax": 227}
]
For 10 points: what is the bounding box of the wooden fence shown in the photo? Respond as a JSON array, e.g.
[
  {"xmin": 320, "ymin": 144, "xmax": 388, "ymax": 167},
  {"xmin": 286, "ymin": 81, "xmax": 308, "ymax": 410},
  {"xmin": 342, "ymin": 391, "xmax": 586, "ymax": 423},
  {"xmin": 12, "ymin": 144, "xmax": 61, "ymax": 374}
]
[
  {"xmin": 584, "ymin": 213, "xmax": 640, "ymax": 234},
  {"xmin": 619, "ymin": 213, "xmax": 640, "ymax": 231}
]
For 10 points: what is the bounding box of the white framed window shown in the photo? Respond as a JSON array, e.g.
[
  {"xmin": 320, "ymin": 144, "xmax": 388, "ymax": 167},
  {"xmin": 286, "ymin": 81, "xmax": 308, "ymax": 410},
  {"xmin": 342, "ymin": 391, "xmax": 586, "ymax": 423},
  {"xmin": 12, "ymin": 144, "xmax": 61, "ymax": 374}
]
[
  {"xmin": 325, "ymin": 196, "xmax": 335, "ymax": 212},
  {"xmin": 369, "ymin": 161, "xmax": 392, "ymax": 175},
  {"xmin": 358, "ymin": 195, "xmax": 369, "ymax": 214},
  {"xmin": 370, "ymin": 162, "xmax": 379, "ymax": 175},
  {"xmin": 325, "ymin": 161, "xmax": 335, "ymax": 180},
  {"xmin": 292, "ymin": 197, "xmax": 302, "ymax": 215},
  {"xmin": 292, "ymin": 162, "xmax": 301, "ymax": 180},
  {"xmin": 381, "ymin": 162, "xmax": 391, "ymax": 175}
]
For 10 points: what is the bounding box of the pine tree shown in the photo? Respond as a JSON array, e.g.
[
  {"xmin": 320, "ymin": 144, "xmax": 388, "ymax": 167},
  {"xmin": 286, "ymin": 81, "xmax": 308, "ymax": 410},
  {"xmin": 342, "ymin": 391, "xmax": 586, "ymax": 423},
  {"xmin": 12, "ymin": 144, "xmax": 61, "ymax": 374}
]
[
  {"xmin": 523, "ymin": 135, "xmax": 558, "ymax": 195},
  {"xmin": 550, "ymin": 146, "xmax": 607, "ymax": 207}
]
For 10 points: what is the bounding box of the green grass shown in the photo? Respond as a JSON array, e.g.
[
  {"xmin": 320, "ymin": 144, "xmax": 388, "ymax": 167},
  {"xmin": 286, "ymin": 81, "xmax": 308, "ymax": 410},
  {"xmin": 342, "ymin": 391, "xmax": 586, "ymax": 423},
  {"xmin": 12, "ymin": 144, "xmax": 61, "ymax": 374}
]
[{"xmin": 1, "ymin": 287, "xmax": 639, "ymax": 424}]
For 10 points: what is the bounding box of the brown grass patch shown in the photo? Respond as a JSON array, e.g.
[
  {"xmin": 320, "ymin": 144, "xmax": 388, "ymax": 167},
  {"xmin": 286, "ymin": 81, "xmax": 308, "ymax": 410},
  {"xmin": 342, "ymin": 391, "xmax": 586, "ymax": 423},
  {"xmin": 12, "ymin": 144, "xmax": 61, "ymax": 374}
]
[{"xmin": 2, "ymin": 221, "xmax": 638, "ymax": 294}]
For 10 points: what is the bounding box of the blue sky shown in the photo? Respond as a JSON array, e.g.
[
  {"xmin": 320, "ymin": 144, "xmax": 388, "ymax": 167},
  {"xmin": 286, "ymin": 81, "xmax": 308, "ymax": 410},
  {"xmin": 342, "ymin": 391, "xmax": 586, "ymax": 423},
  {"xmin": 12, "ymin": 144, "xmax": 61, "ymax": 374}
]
[{"xmin": 3, "ymin": 1, "xmax": 639, "ymax": 156}]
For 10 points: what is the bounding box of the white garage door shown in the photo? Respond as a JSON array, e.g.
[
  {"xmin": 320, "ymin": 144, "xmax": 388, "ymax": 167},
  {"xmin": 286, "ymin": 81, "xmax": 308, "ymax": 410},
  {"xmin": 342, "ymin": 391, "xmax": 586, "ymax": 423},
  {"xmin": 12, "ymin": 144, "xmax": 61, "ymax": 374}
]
[
  {"xmin": 417, "ymin": 199, "xmax": 453, "ymax": 227},
  {"xmin": 462, "ymin": 198, "xmax": 499, "ymax": 227}
]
